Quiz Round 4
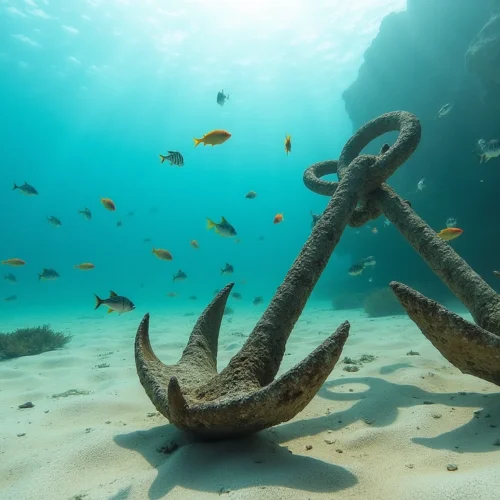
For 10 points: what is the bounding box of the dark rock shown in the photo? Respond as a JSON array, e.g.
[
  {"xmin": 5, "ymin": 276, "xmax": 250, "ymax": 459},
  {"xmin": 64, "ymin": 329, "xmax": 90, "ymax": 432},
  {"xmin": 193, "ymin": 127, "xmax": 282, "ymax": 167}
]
[{"xmin": 18, "ymin": 402, "xmax": 34, "ymax": 409}]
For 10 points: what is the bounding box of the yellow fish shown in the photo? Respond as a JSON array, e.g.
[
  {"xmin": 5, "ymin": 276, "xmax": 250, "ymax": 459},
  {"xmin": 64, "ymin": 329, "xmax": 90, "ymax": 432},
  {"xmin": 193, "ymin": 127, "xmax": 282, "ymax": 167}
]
[{"xmin": 193, "ymin": 129, "xmax": 231, "ymax": 147}]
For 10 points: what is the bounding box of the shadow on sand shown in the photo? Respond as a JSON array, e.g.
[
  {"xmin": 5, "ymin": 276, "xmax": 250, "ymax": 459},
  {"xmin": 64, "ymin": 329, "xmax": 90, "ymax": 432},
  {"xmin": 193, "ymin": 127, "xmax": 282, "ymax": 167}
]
[
  {"xmin": 272, "ymin": 376, "xmax": 500, "ymax": 453},
  {"xmin": 115, "ymin": 426, "xmax": 357, "ymax": 500}
]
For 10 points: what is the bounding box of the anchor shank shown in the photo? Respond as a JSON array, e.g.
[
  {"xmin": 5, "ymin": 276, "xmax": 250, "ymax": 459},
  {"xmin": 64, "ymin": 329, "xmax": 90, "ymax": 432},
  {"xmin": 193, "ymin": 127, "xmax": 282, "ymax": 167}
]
[
  {"xmin": 374, "ymin": 184, "xmax": 500, "ymax": 335},
  {"xmin": 222, "ymin": 169, "xmax": 364, "ymax": 387}
]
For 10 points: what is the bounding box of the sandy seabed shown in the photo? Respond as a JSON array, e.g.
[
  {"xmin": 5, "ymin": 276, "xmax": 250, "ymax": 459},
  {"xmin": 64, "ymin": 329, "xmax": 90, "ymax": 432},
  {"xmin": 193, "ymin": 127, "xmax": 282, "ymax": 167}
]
[{"xmin": 1, "ymin": 303, "xmax": 500, "ymax": 500}]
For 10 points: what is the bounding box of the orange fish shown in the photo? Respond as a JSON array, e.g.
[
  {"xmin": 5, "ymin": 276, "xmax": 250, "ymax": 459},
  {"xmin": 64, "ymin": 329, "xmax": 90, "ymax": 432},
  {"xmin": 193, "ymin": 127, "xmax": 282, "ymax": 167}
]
[
  {"xmin": 190, "ymin": 240, "xmax": 200, "ymax": 249},
  {"xmin": 101, "ymin": 197, "xmax": 116, "ymax": 211},
  {"xmin": 284, "ymin": 135, "xmax": 291, "ymax": 155},
  {"xmin": 74, "ymin": 262, "xmax": 95, "ymax": 270},
  {"xmin": 193, "ymin": 129, "xmax": 231, "ymax": 147},
  {"xmin": 1, "ymin": 258, "xmax": 25, "ymax": 266},
  {"xmin": 152, "ymin": 248, "xmax": 173, "ymax": 261},
  {"xmin": 273, "ymin": 213, "xmax": 284, "ymax": 224},
  {"xmin": 437, "ymin": 227, "xmax": 463, "ymax": 241}
]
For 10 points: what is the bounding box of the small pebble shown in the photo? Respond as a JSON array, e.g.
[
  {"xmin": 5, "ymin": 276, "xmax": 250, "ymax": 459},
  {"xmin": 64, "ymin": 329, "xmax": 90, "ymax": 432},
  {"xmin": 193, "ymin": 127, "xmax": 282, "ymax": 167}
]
[
  {"xmin": 17, "ymin": 433, "xmax": 26, "ymax": 437},
  {"xmin": 44, "ymin": 410, "xmax": 49, "ymax": 414},
  {"xmin": 324, "ymin": 439, "xmax": 335, "ymax": 445},
  {"xmin": 423, "ymin": 401, "xmax": 434, "ymax": 405},
  {"xmin": 18, "ymin": 402, "xmax": 34, "ymax": 409},
  {"xmin": 405, "ymin": 463, "xmax": 414, "ymax": 469},
  {"xmin": 335, "ymin": 449, "xmax": 343, "ymax": 454},
  {"xmin": 432, "ymin": 414, "xmax": 442, "ymax": 419},
  {"xmin": 305, "ymin": 444, "xmax": 313, "ymax": 450},
  {"xmin": 105, "ymin": 421, "xmax": 111, "ymax": 424},
  {"xmin": 447, "ymin": 464, "xmax": 458, "ymax": 471}
]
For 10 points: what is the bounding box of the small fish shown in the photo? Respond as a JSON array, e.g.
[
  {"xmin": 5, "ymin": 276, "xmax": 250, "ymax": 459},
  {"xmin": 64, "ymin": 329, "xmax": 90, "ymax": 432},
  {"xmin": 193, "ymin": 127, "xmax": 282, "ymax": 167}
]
[
  {"xmin": 188, "ymin": 295, "xmax": 197, "ymax": 300},
  {"xmin": 101, "ymin": 197, "xmax": 116, "ymax": 211},
  {"xmin": 348, "ymin": 264, "xmax": 364, "ymax": 276},
  {"xmin": 234, "ymin": 238, "xmax": 241, "ymax": 244},
  {"xmin": 258, "ymin": 235, "xmax": 265, "ymax": 241},
  {"xmin": 152, "ymin": 248, "xmax": 173, "ymax": 261},
  {"xmin": 116, "ymin": 220, "xmax": 123, "ymax": 227},
  {"xmin": 361, "ymin": 256, "xmax": 376, "ymax": 267},
  {"xmin": 207, "ymin": 216, "xmax": 237, "ymax": 237},
  {"xmin": 253, "ymin": 296, "xmax": 263, "ymax": 305},
  {"xmin": 437, "ymin": 227, "xmax": 463, "ymax": 241},
  {"xmin": 3, "ymin": 295, "xmax": 17, "ymax": 302},
  {"xmin": 1, "ymin": 258, "xmax": 25, "ymax": 267},
  {"xmin": 221, "ymin": 263, "xmax": 234, "ymax": 275},
  {"xmin": 371, "ymin": 227, "xmax": 378, "ymax": 235},
  {"xmin": 383, "ymin": 218, "xmax": 391, "ymax": 227},
  {"xmin": 94, "ymin": 290, "xmax": 135, "ymax": 314},
  {"xmin": 38, "ymin": 268, "xmax": 60, "ymax": 281},
  {"xmin": 379, "ymin": 143, "xmax": 390, "ymax": 155},
  {"xmin": 167, "ymin": 292, "xmax": 177, "ymax": 297},
  {"xmin": 193, "ymin": 129, "xmax": 231, "ymax": 147},
  {"xmin": 417, "ymin": 178, "xmax": 426, "ymax": 191},
  {"xmin": 494, "ymin": 271, "xmax": 500, "ymax": 278},
  {"xmin": 13, "ymin": 182, "xmax": 38, "ymax": 196},
  {"xmin": 245, "ymin": 191, "xmax": 257, "ymax": 199},
  {"xmin": 446, "ymin": 217, "xmax": 457, "ymax": 228},
  {"xmin": 173, "ymin": 270, "xmax": 187, "ymax": 282},
  {"xmin": 74, "ymin": 262, "xmax": 95, "ymax": 271},
  {"xmin": 368, "ymin": 278, "xmax": 373, "ymax": 283},
  {"xmin": 284, "ymin": 135, "xmax": 291, "ymax": 155},
  {"xmin": 232, "ymin": 292, "xmax": 242, "ymax": 300},
  {"xmin": 47, "ymin": 216, "xmax": 62, "ymax": 227},
  {"xmin": 4, "ymin": 273, "xmax": 16, "ymax": 283},
  {"xmin": 127, "ymin": 211, "xmax": 135, "ymax": 217},
  {"xmin": 436, "ymin": 103, "xmax": 453, "ymax": 119},
  {"xmin": 143, "ymin": 238, "xmax": 152, "ymax": 243},
  {"xmin": 216, "ymin": 89, "xmax": 229, "ymax": 106},
  {"xmin": 78, "ymin": 208, "xmax": 92, "ymax": 220},
  {"xmin": 478, "ymin": 139, "xmax": 500, "ymax": 163},
  {"xmin": 190, "ymin": 240, "xmax": 200, "ymax": 249},
  {"xmin": 274, "ymin": 213, "xmax": 284, "ymax": 224},
  {"xmin": 159, "ymin": 151, "xmax": 184, "ymax": 166},
  {"xmin": 310, "ymin": 210, "xmax": 321, "ymax": 228}
]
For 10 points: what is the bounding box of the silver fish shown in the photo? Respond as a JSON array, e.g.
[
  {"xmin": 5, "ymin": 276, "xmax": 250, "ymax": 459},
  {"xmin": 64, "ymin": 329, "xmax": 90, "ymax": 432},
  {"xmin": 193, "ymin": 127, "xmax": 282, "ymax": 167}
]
[
  {"xmin": 173, "ymin": 270, "xmax": 187, "ymax": 282},
  {"xmin": 38, "ymin": 268, "xmax": 60, "ymax": 281},
  {"xmin": 207, "ymin": 216, "xmax": 237, "ymax": 237},
  {"xmin": 94, "ymin": 290, "xmax": 135, "ymax": 314},
  {"xmin": 13, "ymin": 182, "xmax": 38, "ymax": 196},
  {"xmin": 47, "ymin": 216, "xmax": 62, "ymax": 227},
  {"xmin": 221, "ymin": 263, "xmax": 234, "ymax": 275},
  {"xmin": 216, "ymin": 89, "xmax": 229, "ymax": 106},
  {"xmin": 78, "ymin": 208, "xmax": 92, "ymax": 220},
  {"xmin": 4, "ymin": 273, "xmax": 16, "ymax": 283}
]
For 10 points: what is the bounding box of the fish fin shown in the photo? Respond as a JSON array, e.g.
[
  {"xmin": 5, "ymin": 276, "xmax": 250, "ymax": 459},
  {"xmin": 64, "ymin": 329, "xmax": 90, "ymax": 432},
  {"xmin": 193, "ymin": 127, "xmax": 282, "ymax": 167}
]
[
  {"xmin": 220, "ymin": 216, "xmax": 228, "ymax": 223},
  {"xmin": 13, "ymin": 183, "xmax": 18, "ymax": 190},
  {"xmin": 221, "ymin": 269, "xmax": 224, "ymax": 274},
  {"xmin": 152, "ymin": 248, "xmax": 156, "ymax": 254},
  {"xmin": 94, "ymin": 294, "xmax": 103, "ymax": 309},
  {"xmin": 109, "ymin": 290, "xmax": 118, "ymax": 297},
  {"xmin": 172, "ymin": 274, "xmax": 176, "ymax": 282},
  {"xmin": 167, "ymin": 151, "xmax": 175, "ymax": 154},
  {"xmin": 38, "ymin": 274, "xmax": 42, "ymax": 280},
  {"xmin": 206, "ymin": 218, "xmax": 216, "ymax": 230},
  {"xmin": 227, "ymin": 95, "xmax": 229, "ymax": 100},
  {"xmin": 193, "ymin": 137, "xmax": 201, "ymax": 147},
  {"xmin": 159, "ymin": 155, "xmax": 166, "ymax": 163},
  {"xmin": 486, "ymin": 156, "xmax": 491, "ymax": 162},
  {"xmin": 107, "ymin": 308, "xmax": 114, "ymax": 314}
]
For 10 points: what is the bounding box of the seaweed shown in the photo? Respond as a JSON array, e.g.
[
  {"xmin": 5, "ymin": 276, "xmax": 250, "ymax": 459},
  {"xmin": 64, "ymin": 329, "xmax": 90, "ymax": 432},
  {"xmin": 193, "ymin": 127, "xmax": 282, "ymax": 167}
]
[
  {"xmin": 0, "ymin": 324, "xmax": 72, "ymax": 360},
  {"xmin": 363, "ymin": 287, "xmax": 405, "ymax": 318}
]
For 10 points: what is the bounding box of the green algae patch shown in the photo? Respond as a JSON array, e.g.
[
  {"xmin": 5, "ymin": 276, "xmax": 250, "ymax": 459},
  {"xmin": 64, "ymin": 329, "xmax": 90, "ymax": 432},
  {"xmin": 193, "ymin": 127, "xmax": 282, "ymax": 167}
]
[{"xmin": 0, "ymin": 324, "xmax": 72, "ymax": 360}]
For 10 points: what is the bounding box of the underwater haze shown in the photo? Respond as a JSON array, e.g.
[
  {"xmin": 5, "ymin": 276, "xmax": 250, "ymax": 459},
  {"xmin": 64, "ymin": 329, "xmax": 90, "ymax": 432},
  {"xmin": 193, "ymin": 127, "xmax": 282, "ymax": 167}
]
[{"xmin": 1, "ymin": 0, "xmax": 406, "ymax": 318}]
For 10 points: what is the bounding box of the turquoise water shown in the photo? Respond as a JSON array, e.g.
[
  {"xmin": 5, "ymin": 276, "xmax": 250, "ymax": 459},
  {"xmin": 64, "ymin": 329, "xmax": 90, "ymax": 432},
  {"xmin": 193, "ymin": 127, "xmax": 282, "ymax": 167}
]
[{"xmin": 1, "ymin": 0, "xmax": 405, "ymax": 321}]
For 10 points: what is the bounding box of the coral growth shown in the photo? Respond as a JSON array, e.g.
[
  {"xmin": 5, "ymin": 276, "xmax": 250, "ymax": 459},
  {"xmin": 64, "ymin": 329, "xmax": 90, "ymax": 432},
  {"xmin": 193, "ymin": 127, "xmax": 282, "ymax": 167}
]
[
  {"xmin": 0, "ymin": 324, "xmax": 72, "ymax": 360},
  {"xmin": 363, "ymin": 288, "xmax": 405, "ymax": 318}
]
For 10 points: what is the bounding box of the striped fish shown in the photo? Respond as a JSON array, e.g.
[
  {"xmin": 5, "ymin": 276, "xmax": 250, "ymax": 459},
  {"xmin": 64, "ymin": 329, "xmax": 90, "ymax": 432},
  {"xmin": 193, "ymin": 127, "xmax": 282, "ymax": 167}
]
[{"xmin": 159, "ymin": 151, "xmax": 184, "ymax": 167}]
